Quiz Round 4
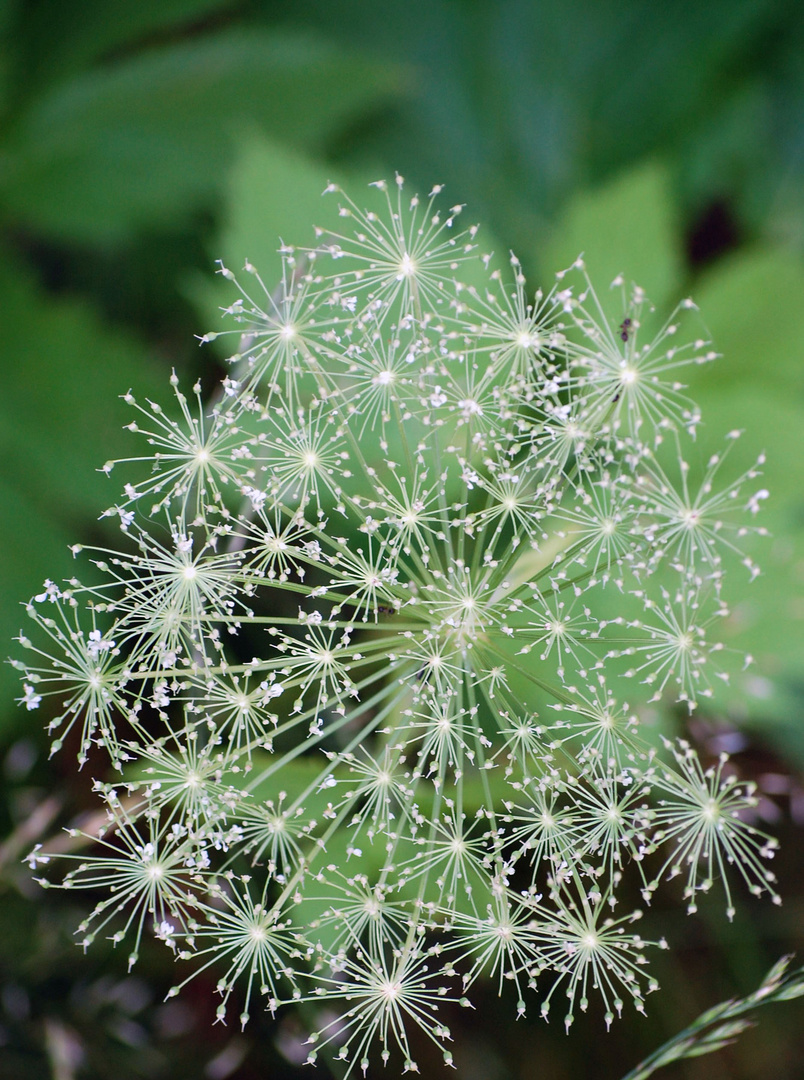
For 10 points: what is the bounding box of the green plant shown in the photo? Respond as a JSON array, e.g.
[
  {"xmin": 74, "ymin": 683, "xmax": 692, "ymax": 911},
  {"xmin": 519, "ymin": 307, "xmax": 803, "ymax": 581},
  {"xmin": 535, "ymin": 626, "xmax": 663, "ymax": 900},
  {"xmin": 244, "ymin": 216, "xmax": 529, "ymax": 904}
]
[
  {"xmin": 15, "ymin": 179, "xmax": 781, "ymax": 1075},
  {"xmin": 622, "ymin": 955, "xmax": 804, "ymax": 1080}
]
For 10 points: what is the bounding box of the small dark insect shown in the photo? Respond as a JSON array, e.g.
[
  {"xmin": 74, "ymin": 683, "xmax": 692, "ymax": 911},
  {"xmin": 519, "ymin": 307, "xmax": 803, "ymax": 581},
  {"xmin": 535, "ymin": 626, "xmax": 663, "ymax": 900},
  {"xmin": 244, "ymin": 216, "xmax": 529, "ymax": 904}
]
[
  {"xmin": 612, "ymin": 391, "xmax": 621, "ymax": 403},
  {"xmin": 619, "ymin": 317, "xmax": 633, "ymax": 343},
  {"xmin": 376, "ymin": 605, "xmax": 393, "ymax": 617}
]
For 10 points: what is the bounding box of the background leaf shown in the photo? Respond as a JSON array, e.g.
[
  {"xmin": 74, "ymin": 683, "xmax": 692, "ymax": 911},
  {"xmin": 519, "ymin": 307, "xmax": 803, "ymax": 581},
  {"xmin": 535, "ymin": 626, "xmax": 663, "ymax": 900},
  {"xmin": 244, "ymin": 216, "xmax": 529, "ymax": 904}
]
[
  {"xmin": 540, "ymin": 159, "xmax": 683, "ymax": 310},
  {"xmin": 9, "ymin": 0, "xmax": 239, "ymax": 89},
  {"xmin": 691, "ymin": 248, "xmax": 804, "ymax": 394},
  {"xmin": 189, "ymin": 135, "xmax": 351, "ymax": 337},
  {"xmin": 0, "ymin": 30, "xmax": 402, "ymax": 242},
  {"xmin": 0, "ymin": 251, "xmax": 166, "ymax": 709}
]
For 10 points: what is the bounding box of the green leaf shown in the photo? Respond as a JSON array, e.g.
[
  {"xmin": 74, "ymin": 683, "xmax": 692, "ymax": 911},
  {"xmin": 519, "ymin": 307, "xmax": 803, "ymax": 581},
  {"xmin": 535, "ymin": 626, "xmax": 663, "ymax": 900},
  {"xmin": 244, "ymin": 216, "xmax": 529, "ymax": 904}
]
[
  {"xmin": 191, "ymin": 134, "xmax": 383, "ymax": 347},
  {"xmin": 0, "ymin": 0, "xmax": 16, "ymax": 119},
  {"xmin": 540, "ymin": 160, "xmax": 683, "ymax": 313},
  {"xmin": 690, "ymin": 247, "xmax": 804, "ymax": 395},
  {"xmin": 244, "ymin": 752, "xmax": 331, "ymax": 811},
  {"xmin": 206, "ymin": 134, "xmax": 352, "ymax": 315},
  {"xmin": 684, "ymin": 384, "xmax": 804, "ymax": 730},
  {"xmin": 270, "ymin": 0, "xmax": 781, "ymax": 271},
  {"xmin": 0, "ymin": 475, "xmax": 75, "ymax": 718},
  {"xmin": 0, "ymin": 251, "xmax": 166, "ymax": 714},
  {"xmin": 621, "ymin": 956, "xmax": 804, "ymax": 1080},
  {"xmin": 0, "ymin": 275, "xmax": 164, "ymax": 515},
  {"xmin": 1, "ymin": 29, "xmax": 402, "ymax": 242},
  {"xmin": 679, "ymin": 247, "xmax": 804, "ymax": 727},
  {"xmin": 13, "ymin": 0, "xmax": 239, "ymax": 88}
]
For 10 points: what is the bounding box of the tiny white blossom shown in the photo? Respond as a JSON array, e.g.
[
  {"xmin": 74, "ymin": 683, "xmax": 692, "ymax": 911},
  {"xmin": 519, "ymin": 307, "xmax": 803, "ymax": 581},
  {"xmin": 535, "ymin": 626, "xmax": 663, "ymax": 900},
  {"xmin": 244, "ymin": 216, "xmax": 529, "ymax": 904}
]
[{"xmin": 21, "ymin": 683, "xmax": 42, "ymax": 710}]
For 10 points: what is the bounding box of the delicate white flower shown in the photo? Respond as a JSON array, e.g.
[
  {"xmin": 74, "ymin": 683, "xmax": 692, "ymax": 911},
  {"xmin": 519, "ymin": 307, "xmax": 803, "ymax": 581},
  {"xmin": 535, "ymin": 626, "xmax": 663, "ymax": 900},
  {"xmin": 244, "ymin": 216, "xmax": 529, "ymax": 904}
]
[
  {"xmin": 21, "ymin": 683, "xmax": 42, "ymax": 710},
  {"xmin": 18, "ymin": 179, "xmax": 775, "ymax": 1072}
]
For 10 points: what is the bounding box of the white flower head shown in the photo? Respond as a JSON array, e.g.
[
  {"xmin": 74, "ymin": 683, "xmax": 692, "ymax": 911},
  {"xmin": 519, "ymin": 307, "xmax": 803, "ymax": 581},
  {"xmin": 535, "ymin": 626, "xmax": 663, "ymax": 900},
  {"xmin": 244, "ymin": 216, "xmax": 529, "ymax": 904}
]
[{"xmin": 16, "ymin": 179, "xmax": 776, "ymax": 1072}]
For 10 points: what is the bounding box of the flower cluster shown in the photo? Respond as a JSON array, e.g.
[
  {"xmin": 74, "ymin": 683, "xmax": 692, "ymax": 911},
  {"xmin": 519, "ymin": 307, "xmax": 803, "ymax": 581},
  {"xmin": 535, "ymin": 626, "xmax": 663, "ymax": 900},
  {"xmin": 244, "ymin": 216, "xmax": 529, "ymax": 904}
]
[{"xmin": 16, "ymin": 177, "xmax": 777, "ymax": 1073}]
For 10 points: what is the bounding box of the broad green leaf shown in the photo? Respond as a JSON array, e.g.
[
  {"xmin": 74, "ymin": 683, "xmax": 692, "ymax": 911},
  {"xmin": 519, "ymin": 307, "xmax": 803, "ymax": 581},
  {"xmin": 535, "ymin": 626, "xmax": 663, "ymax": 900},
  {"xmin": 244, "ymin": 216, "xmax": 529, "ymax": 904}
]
[
  {"xmin": 1, "ymin": 30, "xmax": 402, "ymax": 242},
  {"xmin": 196, "ymin": 133, "xmax": 351, "ymax": 331},
  {"xmin": 0, "ymin": 251, "xmax": 167, "ymax": 712},
  {"xmin": 686, "ymin": 383, "xmax": 804, "ymax": 728},
  {"xmin": 244, "ymin": 752, "xmax": 332, "ymax": 811},
  {"xmin": 186, "ymin": 133, "xmax": 361, "ymax": 373},
  {"xmin": 0, "ymin": 475, "xmax": 75, "ymax": 714},
  {"xmin": 12, "ymin": 0, "xmax": 238, "ymax": 88},
  {"xmin": 0, "ymin": 0, "xmax": 15, "ymax": 31},
  {"xmin": 0, "ymin": 267, "xmax": 166, "ymax": 516},
  {"xmin": 267, "ymin": 0, "xmax": 780, "ymax": 269},
  {"xmin": 0, "ymin": 0, "xmax": 17, "ymax": 120},
  {"xmin": 688, "ymin": 247, "xmax": 804, "ymax": 395},
  {"xmin": 673, "ymin": 245, "xmax": 804, "ymax": 728},
  {"xmin": 540, "ymin": 160, "xmax": 683, "ymax": 314}
]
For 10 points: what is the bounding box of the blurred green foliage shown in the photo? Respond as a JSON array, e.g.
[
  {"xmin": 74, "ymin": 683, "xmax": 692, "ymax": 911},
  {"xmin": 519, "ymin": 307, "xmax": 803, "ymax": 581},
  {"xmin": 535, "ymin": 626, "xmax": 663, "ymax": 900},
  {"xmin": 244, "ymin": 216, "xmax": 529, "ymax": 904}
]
[{"xmin": 0, "ymin": 1, "xmax": 803, "ymax": 1077}]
